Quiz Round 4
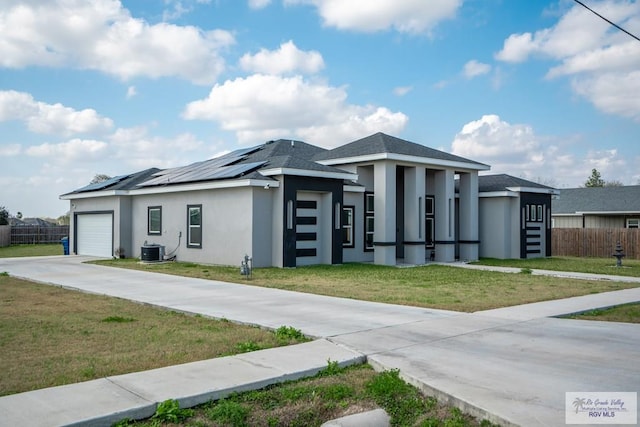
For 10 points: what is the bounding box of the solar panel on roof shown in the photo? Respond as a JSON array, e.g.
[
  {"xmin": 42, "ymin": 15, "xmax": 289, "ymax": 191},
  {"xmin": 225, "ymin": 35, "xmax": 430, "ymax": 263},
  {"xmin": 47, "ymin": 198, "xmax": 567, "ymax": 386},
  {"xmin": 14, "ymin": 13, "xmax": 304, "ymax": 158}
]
[
  {"xmin": 207, "ymin": 161, "xmax": 266, "ymax": 180},
  {"xmin": 76, "ymin": 174, "xmax": 129, "ymax": 192},
  {"xmin": 138, "ymin": 159, "xmax": 266, "ymax": 187}
]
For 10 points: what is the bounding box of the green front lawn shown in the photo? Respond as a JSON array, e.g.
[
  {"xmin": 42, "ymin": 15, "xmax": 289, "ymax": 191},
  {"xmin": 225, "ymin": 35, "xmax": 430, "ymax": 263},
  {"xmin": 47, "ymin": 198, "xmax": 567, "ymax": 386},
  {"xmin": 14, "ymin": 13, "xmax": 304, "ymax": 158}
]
[
  {"xmin": 0, "ymin": 244, "xmax": 63, "ymax": 258},
  {"xmin": 0, "ymin": 275, "xmax": 308, "ymax": 396},
  {"xmin": 93, "ymin": 259, "xmax": 638, "ymax": 312}
]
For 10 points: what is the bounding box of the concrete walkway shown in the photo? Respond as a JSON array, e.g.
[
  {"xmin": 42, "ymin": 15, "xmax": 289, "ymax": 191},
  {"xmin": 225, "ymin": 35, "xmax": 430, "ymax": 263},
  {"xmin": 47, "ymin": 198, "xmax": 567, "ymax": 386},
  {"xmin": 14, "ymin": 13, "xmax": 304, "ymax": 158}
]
[
  {"xmin": 0, "ymin": 256, "xmax": 639, "ymax": 426},
  {"xmin": 448, "ymin": 261, "xmax": 640, "ymax": 284}
]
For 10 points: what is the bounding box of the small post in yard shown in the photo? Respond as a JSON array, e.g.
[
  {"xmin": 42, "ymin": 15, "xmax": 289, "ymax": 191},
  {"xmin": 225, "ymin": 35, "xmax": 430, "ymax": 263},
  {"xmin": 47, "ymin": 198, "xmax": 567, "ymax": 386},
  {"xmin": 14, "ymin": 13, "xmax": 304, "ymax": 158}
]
[
  {"xmin": 240, "ymin": 254, "xmax": 252, "ymax": 279},
  {"xmin": 612, "ymin": 241, "xmax": 625, "ymax": 267}
]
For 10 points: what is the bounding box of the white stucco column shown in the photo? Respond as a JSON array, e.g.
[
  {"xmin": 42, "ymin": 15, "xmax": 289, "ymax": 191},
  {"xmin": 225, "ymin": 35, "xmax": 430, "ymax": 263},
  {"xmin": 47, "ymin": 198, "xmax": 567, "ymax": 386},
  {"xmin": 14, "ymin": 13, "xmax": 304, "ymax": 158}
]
[
  {"xmin": 374, "ymin": 161, "xmax": 396, "ymax": 265},
  {"xmin": 434, "ymin": 169, "xmax": 455, "ymax": 262},
  {"xmin": 403, "ymin": 166, "xmax": 426, "ymax": 265},
  {"xmin": 458, "ymin": 171, "xmax": 479, "ymax": 261}
]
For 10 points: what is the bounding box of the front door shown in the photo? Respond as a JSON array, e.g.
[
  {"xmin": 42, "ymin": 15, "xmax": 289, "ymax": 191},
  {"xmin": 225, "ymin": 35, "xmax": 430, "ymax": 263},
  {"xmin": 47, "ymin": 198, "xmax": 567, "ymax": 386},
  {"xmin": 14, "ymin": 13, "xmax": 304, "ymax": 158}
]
[{"xmin": 295, "ymin": 192, "xmax": 330, "ymax": 266}]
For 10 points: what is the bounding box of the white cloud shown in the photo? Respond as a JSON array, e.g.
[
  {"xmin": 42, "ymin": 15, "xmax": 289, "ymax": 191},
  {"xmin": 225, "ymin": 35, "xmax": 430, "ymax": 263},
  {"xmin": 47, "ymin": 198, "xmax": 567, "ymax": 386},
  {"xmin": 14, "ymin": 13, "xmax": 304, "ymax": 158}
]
[
  {"xmin": 239, "ymin": 41, "xmax": 325, "ymax": 75},
  {"xmin": 0, "ymin": 144, "xmax": 21, "ymax": 156},
  {"xmin": 126, "ymin": 86, "xmax": 137, "ymax": 99},
  {"xmin": 284, "ymin": 0, "xmax": 462, "ymax": 33},
  {"xmin": 0, "ymin": 0, "xmax": 234, "ymax": 84},
  {"xmin": 182, "ymin": 74, "xmax": 408, "ymax": 147},
  {"xmin": 108, "ymin": 127, "xmax": 206, "ymax": 169},
  {"xmin": 451, "ymin": 114, "xmax": 632, "ymax": 187},
  {"xmin": 571, "ymin": 71, "xmax": 640, "ymax": 120},
  {"xmin": 462, "ymin": 60, "xmax": 491, "ymax": 79},
  {"xmin": 393, "ymin": 86, "xmax": 413, "ymax": 96},
  {"xmin": 0, "ymin": 90, "xmax": 114, "ymax": 136},
  {"xmin": 248, "ymin": 0, "xmax": 271, "ymax": 9},
  {"xmin": 26, "ymin": 139, "xmax": 109, "ymax": 162},
  {"xmin": 452, "ymin": 114, "xmax": 540, "ymax": 161},
  {"xmin": 162, "ymin": 1, "xmax": 191, "ymax": 21},
  {"xmin": 494, "ymin": 33, "xmax": 537, "ymax": 63},
  {"xmin": 495, "ymin": 1, "xmax": 640, "ymax": 120}
]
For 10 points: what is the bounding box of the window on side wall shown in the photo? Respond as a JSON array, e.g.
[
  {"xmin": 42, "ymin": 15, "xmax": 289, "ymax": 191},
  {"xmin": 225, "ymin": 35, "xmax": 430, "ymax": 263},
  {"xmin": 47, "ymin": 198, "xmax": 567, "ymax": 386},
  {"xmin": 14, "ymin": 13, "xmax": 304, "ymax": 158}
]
[
  {"xmin": 148, "ymin": 206, "xmax": 162, "ymax": 235},
  {"xmin": 187, "ymin": 205, "xmax": 202, "ymax": 248},
  {"xmin": 425, "ymin": 195, "xmax": 435, "ymax": 248},
  {"xmin": 627, "ymin": 218, "xmax": 640, "ymax": 229},
  {"xmin": 364, "ymin": 192, "xmax": 374, "ymax": 251},
  {"xmin": 342, "ymin": 206, "xmax": 355, "ymax": 248}
]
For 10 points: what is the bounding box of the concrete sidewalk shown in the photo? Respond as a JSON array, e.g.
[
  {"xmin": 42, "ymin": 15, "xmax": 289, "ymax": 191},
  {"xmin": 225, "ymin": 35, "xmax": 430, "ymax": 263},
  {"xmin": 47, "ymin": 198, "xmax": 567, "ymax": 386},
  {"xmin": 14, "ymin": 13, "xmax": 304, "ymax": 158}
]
[
  {"xmin": 448, "ymin": 260, "xmax": 640, "ymax": 283},
  {"xmin": 1, "ymin": 256, "xmax": 639, "ymax": 426},
  {"xmin": 0, "ymin": 340, "xmax": 364, "ymax": 427}
]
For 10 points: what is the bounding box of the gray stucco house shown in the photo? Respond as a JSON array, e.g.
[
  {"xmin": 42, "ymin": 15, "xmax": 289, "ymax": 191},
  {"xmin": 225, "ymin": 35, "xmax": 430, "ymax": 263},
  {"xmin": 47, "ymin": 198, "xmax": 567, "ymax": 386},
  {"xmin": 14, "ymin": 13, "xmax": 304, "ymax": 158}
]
[
  {"xmin": 476, "ymin": 174, "xmax": 558, "ymax": 259},
  {"xmin": 552, "ymin": 186, "xmax": 640, "ymax": 229},
  {"xmin": 60, "ymin": 132, "xmax": 548, "ymax": 266}
]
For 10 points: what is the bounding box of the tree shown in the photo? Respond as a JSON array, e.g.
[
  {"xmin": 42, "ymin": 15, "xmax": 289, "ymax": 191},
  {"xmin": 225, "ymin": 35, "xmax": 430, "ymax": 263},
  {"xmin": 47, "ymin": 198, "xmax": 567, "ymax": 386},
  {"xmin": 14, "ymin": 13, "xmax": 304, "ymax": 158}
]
[
  {"xmin": 90, "ymin": 174, "xmax": 112, "ymax": 184},
  {"xmin": 57, "ymin": 212, "xmax": 70, "ymax": 225},
  {"xmin": 604, "ymin": 180, "xmax": 624, "ymax": 187},
  {"xmin": 0, "ymin": 206, "xmax": 9, "ymax": 225},
  {"xmin": 584, "ymin": 168, "xmax": 605, "ymax": 187}
]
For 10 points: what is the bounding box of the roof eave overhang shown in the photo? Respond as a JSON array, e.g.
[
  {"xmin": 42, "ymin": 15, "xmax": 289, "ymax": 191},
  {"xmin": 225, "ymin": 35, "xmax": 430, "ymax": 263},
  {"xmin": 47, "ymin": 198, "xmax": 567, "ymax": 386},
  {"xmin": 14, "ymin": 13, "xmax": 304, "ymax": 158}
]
[
  {"xmin": 59, "ymin": 179, "xmax": 279, "ymax": 199},
  {"xmin": 344, "ymin": 184, "xmax": 366, "ymax": 193},
  {"xmin": 260, "ymin": 167, "xmax": 357, "ymax": 181},
  {"xmin": 552, "ymin": 211, "xmax": 640, "ymax": 216},
  {"xmin": 505, "ymin": 186, "xmax": 560, "ymax": 195},
  {"xmin": 479, "ymin": 191, "xmax": 519, "ymax": 198},
  {"xmin": 60, "ymin": 190, "xmax": 128, "ymax": 200},
  {"xmin": 317, "ymin": 153, "xmax": 490, "ymax": 171},
  {"xmin": 577, "ymin": 211, "xmax": 640, "ymax": 216}
]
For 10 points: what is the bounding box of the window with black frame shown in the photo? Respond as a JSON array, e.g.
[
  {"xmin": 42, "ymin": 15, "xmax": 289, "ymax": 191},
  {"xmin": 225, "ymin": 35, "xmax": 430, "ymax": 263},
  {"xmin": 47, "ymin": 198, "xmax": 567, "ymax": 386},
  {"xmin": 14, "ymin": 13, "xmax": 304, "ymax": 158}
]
[
  {"xmin": 187, "ymin": 204, "xmax": 202, "ymax": 248},
  {"xmin": 425, "ymin": 195, "xmax": 435, "ymax": 248},
  {"xmin": 147, "ymin": 206, "xmax": 162, "ymax": 235},
  {"xmin": 364, "ymin": 192, "xmax": 374, "ymax": 251},
  {"xmin": 342, "ymin": 206, "xmax": 355, "ymax": 248}
]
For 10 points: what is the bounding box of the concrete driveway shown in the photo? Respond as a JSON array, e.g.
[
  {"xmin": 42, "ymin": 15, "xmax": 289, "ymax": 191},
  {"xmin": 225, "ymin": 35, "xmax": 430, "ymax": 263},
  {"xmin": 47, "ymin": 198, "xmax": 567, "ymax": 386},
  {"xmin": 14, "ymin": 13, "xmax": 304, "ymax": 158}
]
[{"xmin": 1, "ymin": 255, "xmax": 639, "ymax": 426}]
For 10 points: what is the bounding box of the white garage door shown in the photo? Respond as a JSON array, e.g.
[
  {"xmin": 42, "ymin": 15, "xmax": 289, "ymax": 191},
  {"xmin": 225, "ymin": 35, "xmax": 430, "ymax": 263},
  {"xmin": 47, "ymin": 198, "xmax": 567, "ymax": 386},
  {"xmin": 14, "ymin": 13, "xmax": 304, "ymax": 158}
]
[{"xmin": 76, "ymin": 213, "xmax": 113, "ymax": 257}]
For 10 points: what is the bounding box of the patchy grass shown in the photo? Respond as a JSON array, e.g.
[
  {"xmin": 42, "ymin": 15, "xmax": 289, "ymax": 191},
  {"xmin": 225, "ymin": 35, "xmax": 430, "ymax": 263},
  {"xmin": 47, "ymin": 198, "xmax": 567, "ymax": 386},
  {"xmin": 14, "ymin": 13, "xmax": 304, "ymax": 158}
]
[
  {"xmin": 117, "ymin": 364, "xmax": 495, "ymax": 427},
  {"xmin": 0, "ymin": 275, "xmax": 308, "ymax": 396},
  {"xmin": 93, "ymin": 259, "xmax": 639, "ymax": 312},
  {"xmin": 0, "ymin": 243, "xmax": 63, "ymax": 258},
  {"xmin": 563, "ymin": 303, "xmax": 640, "ymax": 324},
  {"xmin": 474, "ymin": 256, "xmax": 640, "ymax": 278}
]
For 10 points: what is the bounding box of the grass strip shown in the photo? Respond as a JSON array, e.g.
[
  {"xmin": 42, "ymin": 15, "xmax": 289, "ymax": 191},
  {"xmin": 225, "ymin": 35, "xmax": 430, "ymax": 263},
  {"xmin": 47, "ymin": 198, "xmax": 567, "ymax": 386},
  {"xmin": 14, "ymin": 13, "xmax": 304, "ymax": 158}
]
[
  {"xmin": 0, "ymin": 275, "xmax": 307, "ymax": 396},
  {"xmin": 116, "ymin": 364, "xmax": 497, "ymax": 427},
  {"xmin": 562, "ymin": 303, "xmax": 640, "ymax": 323}
]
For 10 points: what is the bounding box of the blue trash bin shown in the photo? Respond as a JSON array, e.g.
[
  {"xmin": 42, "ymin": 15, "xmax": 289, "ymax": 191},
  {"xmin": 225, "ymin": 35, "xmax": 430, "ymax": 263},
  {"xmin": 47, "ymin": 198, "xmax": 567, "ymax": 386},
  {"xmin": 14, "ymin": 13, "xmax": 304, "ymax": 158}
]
[{"xmin": 61, "ymin": 237, "xmax": 69, "ymax": 255}]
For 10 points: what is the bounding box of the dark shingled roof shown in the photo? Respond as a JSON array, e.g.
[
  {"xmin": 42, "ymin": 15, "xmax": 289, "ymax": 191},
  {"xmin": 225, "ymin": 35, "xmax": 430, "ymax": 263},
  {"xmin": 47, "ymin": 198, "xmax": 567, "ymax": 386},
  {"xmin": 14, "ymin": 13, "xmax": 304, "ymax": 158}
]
[
  {"xmin": 314, "ymin": 132, "xmax": 487, "ymax": 167},
  {"xmin": 552, "ymin": 186, "xmax": 640, "ymax": 214},
  {"xmin": 261, "ymin": 155, "xmax": 351, "ymax": 174},
  {"xmin": 477, "ymin": 174, "xmax": 556, "ymax": 193},
  {"xmin": 236, "ymin": 139, "xmax": 349, "ymax": 174},
  {"xmin": 240, "ymin": 139, "xmax": 327, "ymax": 162},
  {"xmin": 64, "ymin": 168, "xmax": 161, "ymax": 195}
]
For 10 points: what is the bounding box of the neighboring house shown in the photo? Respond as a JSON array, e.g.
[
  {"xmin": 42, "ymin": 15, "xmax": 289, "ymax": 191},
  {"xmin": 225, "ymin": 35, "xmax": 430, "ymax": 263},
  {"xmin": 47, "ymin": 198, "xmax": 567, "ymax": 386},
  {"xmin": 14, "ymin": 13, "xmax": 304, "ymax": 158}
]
[
  {"xmin": 476, "ymin": 174, "xmax": 558, "ymax": 259},
  {"xmin": 552, "ymin": 186, "xmax": 640, "ymax": 229},
  {"xmin": 61, "ymin": 132, "xmax": 525, "ymax": 267},
  {"xmin": 10, "ymin": 217, "xmax": 58, "ymax": 227}
]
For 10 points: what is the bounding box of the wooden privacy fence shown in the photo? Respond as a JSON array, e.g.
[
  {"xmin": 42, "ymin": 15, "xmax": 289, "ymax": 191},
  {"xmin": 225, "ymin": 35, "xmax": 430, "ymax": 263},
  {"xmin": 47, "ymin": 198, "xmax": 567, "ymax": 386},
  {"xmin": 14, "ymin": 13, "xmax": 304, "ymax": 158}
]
[
  {"xmin": 0, "ymin": 225, "xmax": 9, "ymax": 247},
  {"xmin": 10, "ymin": 226, "xmax": 70, "ymax": 245},
  {"xmin": 552, "ymin": 228, "xmax": 640, "ymax": 260}
]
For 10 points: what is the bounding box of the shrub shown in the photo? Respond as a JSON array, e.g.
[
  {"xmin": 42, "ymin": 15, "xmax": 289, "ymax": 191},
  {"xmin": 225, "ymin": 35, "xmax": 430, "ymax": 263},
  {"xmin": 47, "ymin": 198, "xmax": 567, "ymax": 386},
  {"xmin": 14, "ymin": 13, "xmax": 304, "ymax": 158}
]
[{"xmin": 152, "ymin": 399, "xmax": 194, "ymax": 423}]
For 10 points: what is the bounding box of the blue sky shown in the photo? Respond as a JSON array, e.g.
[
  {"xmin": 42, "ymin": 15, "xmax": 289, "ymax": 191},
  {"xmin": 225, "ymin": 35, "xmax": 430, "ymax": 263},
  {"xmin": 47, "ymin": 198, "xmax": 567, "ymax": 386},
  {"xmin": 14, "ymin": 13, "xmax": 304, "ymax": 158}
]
[{"xmin": 1, "ymin": 0, "xmax": 639, "ymax": 218}]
